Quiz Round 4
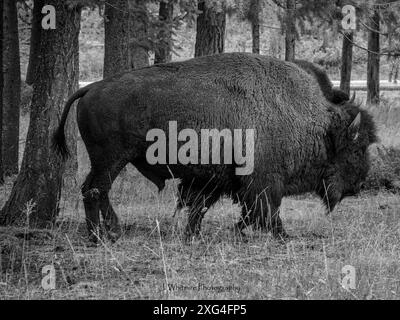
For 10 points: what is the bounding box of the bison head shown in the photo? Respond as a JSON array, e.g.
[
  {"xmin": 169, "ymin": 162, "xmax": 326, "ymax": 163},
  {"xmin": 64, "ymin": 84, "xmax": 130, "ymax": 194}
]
[
  {"xmin": 330, "ymin": 89, "xmax": 351, "ymax": 104},
  {"xmin": 318, "ymin": 104, "xmax": 377, "ymax": 211}
]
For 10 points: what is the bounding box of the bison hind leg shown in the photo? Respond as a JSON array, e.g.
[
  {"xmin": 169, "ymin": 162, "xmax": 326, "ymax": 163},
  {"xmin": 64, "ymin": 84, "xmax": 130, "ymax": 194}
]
[
  {"xmin": 82, "ymin": 171, "xmax": 102, "ymax": 243},
  {"xmin": 99, "ymin": 194, "xmax": 122, "ymax": 243},
  {"xmin": 82, "ymin": 157, "xmax": 128, "ymax": 243}
]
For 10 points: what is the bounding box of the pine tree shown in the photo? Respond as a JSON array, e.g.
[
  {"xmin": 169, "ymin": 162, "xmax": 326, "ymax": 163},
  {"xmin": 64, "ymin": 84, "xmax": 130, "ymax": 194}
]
[
  {"xmin": 367, "ymin": 7, "xmax": 380, "ymax": 105},
  {"xmin": 0, "ymin": 1, "xmax": 82, "ymax": 227},
  {"xmin": 2, "ymin": 0, "xmax": 21, "ymax": 176},
  {"xmin": 104, "ymin": 0, "xmax": 149, "ymax": 77},
  {"xmin": 155, "ymin": 0, "xmax": 174, "ymax": 64},
  {"xmin": 0, "ymin": 0, "xmax": 4, "ymax": 183},
  {"xmin": 195, "ymin": 0, "xmax": 226, "ymax": 57}
]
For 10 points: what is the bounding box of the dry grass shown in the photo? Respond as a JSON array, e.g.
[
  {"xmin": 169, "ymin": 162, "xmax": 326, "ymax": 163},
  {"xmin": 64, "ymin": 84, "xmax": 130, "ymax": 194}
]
[{"xmin": 1, "ymin": 168, "xmax": 400, "ymax": 300}]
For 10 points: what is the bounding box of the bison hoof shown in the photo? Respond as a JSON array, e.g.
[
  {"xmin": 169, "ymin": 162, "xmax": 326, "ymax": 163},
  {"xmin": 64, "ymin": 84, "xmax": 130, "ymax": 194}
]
[
  {"xmin": 104, "ymin": 223, "xmax": 122, "ymax": 243},
  {"xmin": 107, "ymin": 230, "xmax": 122, "ymax": 243},
  {"xmin": 87, "ymin": 226, "xmax": 103, "ymax": 244},
  {"xmin": 88, "ymin": 233, "xmax": 101, "ymax": 246},
  {"xmin": 234, "ymin": 232, "xmax": 248, "ymax": 243},
  {"xmin": 231, "ymin": 225, "xmax": 248, "ymax": 242},
  {"xmin": 272, "ymin": 229, "xmax": 291, "ymax": 242},
  {"xmin": 183, "ymin": 228, "xmax": 201, "ymax": 244},
  {"xmin": 88, "ymin": 224, "xmax": 121, "ymax": 245}
]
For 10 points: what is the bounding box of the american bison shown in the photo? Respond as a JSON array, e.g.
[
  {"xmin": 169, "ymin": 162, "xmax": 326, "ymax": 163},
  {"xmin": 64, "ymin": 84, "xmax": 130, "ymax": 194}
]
[{"xmin": 53, "ymin": 53, "xmax": 377, "ymax": 243}]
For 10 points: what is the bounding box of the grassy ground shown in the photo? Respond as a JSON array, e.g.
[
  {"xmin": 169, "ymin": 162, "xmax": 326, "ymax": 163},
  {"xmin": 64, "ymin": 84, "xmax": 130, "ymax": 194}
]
[
  {"xmin": 1, "ymin": 179, "xmax": 399, "ymax": 299},
  {"xmin": 1, "ymin": 93, "xmax": 399, "ymax": 300}
]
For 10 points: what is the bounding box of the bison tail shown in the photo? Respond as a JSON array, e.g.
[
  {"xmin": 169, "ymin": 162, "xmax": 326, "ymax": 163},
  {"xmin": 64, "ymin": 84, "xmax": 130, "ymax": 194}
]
[
  {"xmin": 52, "ymin": 126, "xmax": 70, "ymax": 160},
  {"xmin": 52, "ymin": 85, "xmax": 92, "ymax": 160}
]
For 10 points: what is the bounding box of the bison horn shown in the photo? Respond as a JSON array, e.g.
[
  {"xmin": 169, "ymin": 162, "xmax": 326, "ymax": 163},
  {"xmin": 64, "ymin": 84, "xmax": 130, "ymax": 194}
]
[
  {"xmin": 349, "ymin": 91, "xmax": 356, "ymax": 103},
  {"xmin": 350, "ymin": 112, "xmax": 361, "ymax": 129},
  {"xmin": 348, "ymin": 112, "xmax": 361, "ymax": 141}
]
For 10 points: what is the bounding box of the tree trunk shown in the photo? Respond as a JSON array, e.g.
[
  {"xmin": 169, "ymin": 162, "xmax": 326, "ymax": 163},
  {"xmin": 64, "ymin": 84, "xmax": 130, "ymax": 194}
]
[
  {"xmin": 0, "ymin": 1, "xmax": 81, "ymax": 228},
  {"xmin": 367, "ymin": 9, "xmax": 380, "ymax": 105},
  {"xmin": 104, "ymin": 0, "xmax": 130, "ymax": 77},
  {"xmin": 104, "ymin": 0, "xmax": 149, "ymax": 78},
  {"xmin": 285, "ymin": 0, "xmax": 296, "ymax": 61},
  {"xmin": 252, "ymin": 23, "xmax": 260, "ymax": 54},
  {"xmin": 0, "ymin": 0, "xmax": 4, "ymax": 183},
  {"xmin": 340, "ymin": 31, "xmax": 353, "ymax": 96},
  {"xmin": 320, "ymin": 30, "xmax": 330, "ymax": 52},
  {"xmin": 154, "ymin": 0, "xmax": 174, "ymax": 64},
  {"xmin": 26, "ymin": 0, "xmax": 42, "ymax": 86},
  {"xmin": 2, "ymin": 0, "xmax": 21, "ymax": 176},
  {"xmin": 129, "ymin": 0, "xmax": 149, "ymax": 69},
  {"xmin": 194, "ymin": 0, "xmax": 226, "ymax": 57},
  {"xmin": 250, "ymin": 0, "xmax": 260, "ymax": 54}
]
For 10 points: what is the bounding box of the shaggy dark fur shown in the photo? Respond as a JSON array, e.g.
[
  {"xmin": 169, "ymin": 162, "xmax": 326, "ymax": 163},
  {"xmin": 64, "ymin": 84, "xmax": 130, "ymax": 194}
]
[
  {"xmin": 293, "ymin": 60, "xmax": 350, "ymax": 104},
  {"xmin": 53, "ymin": 53, "xmax": 377, "ymax": 242}
]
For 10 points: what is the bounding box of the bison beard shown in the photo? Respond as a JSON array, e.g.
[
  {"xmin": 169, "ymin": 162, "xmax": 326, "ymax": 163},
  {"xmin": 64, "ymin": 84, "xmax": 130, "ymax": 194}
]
[{"xmin": 53, "ymin": 53, "xmax": 377, "ymax": 243}]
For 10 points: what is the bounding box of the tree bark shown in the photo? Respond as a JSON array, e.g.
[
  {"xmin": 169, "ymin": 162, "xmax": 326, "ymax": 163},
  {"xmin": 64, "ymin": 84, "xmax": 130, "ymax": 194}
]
[
  {"xmin": 2, "ymin": 0, "xmax": 21, "ymax": 176},
  {"xmin": 128, "ymin": 0, "xmax": 149, "ymax": 69},
  {"xmin": 340, "ymin": 31, "xmax": 353, "ymax": 96},
  {"xmin": 367, "ymin": 9, "xmax": 380, "ymax": 105},
  {"xmin": 154, "ymin": 0, "xmax": 174, "ymax": 64},
  {"xmin": 252, "ymin": 22, "xmax": 260, "ymax": 54},
  {"xmin": 194, "ymin": 0, "xmax": 226, "ymax": 57},
  {"xmin": 0, "ymin": 0, "xmax": 4, "ymax": 183},
  {"xmin": 285, "ymin": 0, "xmax": 296, "ymax": 61},
  {"xmin": 26, "ymin": 0, "xmax": 42, "ymax": 86},
  {"xmin": 104, "ymin": 0, "xmax": 149, "ymax": 78},
  {"xmin": 0, "ymin": 1, "xmax": 81, "ymax": 227},
  {"xmin": 249, "ymin": 0, "xmax": 261, "ymax": 54},
  {"xmin": 104, "ymin": 0, "xmax": 130, "ymax": 77},
  {"xmin": 320, "ymin": 30, "xmax": 330, "ymax": 52}
]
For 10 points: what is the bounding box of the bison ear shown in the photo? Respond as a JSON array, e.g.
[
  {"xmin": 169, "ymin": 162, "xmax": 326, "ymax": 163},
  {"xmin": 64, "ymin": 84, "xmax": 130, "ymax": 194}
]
[{"xmin": 348, "ymin": 113, "xmax": 361, "ymax": 141}]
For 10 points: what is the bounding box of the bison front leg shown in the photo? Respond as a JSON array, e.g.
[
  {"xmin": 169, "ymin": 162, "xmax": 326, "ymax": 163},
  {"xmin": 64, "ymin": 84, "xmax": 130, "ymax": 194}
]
[
  {"xmin": 265, "ymin": 210, "xmax": 289, "ymax": 240},
  {"xmin": 255, "ymin": 196, "xmax": 289, "ymax": 240},
  {"xmin": 182, "ymin": 188, "xmax": 220, "ymax": 242},
  {"xmin": 236, "ymin": 189, "xmax": 289, "ymax": 241},
  {"xmin": 233, "ymin": 209, "xmax": 250, "ymax": 241},
  {"xmin": 176, "ymin": 182, "xmax": 205, "ymax": 241},
  {"xmin": 184, "ymin": 206, "xmax": 208, "ymax": 241}
]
